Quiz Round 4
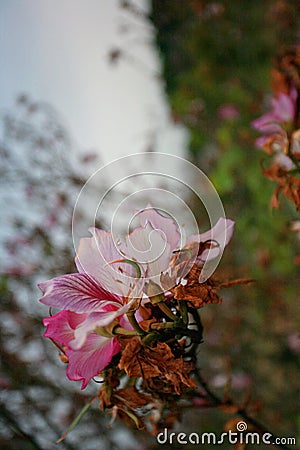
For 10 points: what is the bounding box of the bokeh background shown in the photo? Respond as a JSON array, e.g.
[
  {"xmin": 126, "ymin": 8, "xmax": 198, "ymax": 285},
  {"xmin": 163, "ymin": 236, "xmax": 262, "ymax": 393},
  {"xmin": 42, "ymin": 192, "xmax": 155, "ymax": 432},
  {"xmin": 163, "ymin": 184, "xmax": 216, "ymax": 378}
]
[{"xmin": 0, "ymin": 1, "xmax": 299, "ymax": 449}]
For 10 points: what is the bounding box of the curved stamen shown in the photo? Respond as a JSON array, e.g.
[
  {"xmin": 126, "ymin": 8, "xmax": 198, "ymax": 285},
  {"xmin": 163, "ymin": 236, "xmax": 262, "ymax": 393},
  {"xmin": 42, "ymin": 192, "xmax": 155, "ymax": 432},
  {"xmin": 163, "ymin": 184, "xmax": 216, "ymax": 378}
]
[{"xmin": 107, "ymin": 258, "xmax": 142, "ymax": 279}]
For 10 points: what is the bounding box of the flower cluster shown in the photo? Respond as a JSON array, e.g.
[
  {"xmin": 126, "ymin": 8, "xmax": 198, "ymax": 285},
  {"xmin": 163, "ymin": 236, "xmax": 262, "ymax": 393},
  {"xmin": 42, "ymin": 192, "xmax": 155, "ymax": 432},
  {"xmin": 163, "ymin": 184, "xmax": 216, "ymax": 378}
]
[
  {"xmin": 252, "ymin": 46, "xmax": 300, "ymax": 209},
  {"xmin": 39, "ymin": 206, "xmax": 239, "ymax": 432}
]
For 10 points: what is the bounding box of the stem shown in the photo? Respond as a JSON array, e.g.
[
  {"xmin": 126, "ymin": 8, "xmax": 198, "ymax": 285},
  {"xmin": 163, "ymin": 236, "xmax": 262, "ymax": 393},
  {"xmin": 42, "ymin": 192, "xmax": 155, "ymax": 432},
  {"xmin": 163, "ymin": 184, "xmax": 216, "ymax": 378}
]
[
  {"xmin": 193, "ymin": 370, "xmax": 293, "ymax": 450},
  {"xmin": 126, "ymin": 311, "xmax": 145, "ymax": 335},
  {"xmin": 56, "ymin": 395, "xmax": 97, "ymax": 443},
  {"xmin": 113, "ymin": 327, "xmax": 139, "ymax": 336},
  {"xmin": 124, "ymin": 376, "xmax": 137, "ymax": 388},
  {"xmin": 150, "ymin": 321, "xmax": 178, "ymax": 330},
  {"xmin": 142, "ymin": 331, "xmax": 160, "ymax": 345},
  {"xmin": 178, "ymin": 300, "xmax": 188, "ymax": 324},
  {"xmin": 157, "ymin": 301, "xmax": 178, "ymax": 321}
]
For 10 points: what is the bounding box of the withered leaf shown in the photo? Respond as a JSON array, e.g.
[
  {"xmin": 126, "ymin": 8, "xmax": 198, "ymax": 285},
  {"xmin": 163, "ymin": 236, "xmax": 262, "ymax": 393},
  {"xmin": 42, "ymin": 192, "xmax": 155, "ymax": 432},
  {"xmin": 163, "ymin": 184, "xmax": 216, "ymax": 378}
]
[
  {"xmin": 140, "ymin": 317, "xmax": 159, "ymax": 332},
  {"xmin": 261, "ymin": 133, "xmax": 288, "ymax": 155},
  {"xmin": 173, "ymin": 280, "xmax": 221, "ymax": 308},
  {"xmin": 118, "ymin": 337, "xmax": 196, "ymax": 395},
  {"xmin": 172, "ymin": 263, "xmax": 252, "ymax": 308},
  {"xmin": 263, "ymin": 163, "xmax": 300, "ymax": 210},
  {"xmin": 113, "ymin": 386, "xmax": 153, "ymax": 410},
  {"xmin": 270, "ymin": 68, "xmax": 289, "ymax": 95}
]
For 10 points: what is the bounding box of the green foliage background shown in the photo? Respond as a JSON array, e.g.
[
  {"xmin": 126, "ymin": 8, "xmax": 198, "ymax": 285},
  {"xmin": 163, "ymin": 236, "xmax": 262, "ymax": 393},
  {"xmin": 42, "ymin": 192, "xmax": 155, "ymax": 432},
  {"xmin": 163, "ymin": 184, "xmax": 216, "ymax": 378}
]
[{"xmin": 150, "ymin": 1, "xmax": 299, "ymax": 447}]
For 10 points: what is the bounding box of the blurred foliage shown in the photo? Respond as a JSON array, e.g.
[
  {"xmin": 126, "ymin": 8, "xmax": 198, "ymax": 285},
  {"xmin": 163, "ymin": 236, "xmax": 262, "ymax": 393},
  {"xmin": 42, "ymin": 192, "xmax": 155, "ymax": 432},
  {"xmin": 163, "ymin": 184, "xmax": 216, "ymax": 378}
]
[
  {"xmin": 0, "ymin": 96, "xmax": 139, "ymax": 450},
  {"xmin": 150, "ymin": 0, "xmax": 300, "ymax": 448}
]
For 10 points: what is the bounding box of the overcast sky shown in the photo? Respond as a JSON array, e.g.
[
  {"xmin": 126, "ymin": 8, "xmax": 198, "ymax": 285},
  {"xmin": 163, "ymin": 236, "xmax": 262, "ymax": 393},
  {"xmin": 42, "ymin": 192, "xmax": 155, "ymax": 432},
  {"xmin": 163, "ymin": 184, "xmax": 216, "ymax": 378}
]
[{"xmin": 0, "ymin": 0, "xmax": 188, "ymax": 163}]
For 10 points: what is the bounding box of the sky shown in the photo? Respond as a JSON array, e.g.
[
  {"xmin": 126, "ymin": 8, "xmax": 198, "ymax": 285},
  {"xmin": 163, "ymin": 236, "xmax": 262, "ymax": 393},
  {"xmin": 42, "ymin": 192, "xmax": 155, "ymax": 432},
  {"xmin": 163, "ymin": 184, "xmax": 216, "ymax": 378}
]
[
  {"xmin": 0, "ymin": 0, "xmax": 195, "ymax": 272},
  {"xmin": 0, "ymin": 0, "xmax": 188, "ymax": 163}
]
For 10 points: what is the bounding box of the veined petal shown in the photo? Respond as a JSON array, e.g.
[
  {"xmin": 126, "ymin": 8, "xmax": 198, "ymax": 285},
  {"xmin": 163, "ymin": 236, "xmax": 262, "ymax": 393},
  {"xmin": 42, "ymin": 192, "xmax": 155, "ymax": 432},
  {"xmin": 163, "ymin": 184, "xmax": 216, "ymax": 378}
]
[
  {"xmin": 187, "ymin": 218, "xmax": 234, "ymax": 261},
  {"xmin": 75, "ymin": 228, "xmax": 142, "ymax": 297},
  {"xmin": 38, "ymin": 273, "xmax": 120, "ymax": 313},
  {"xmin": 125, "ymin": 222, "xmax": 171, "ymax": 279},
  {"xmin": 43, "ymin": 310, "xmax": 87, "ymax": 346},
  {"xmin": 138, "ymin": 204, "xmax": 181, "ymax": 251},
  {"xmin": 66, "ymin": 333, "xmax": 121, "ymax": 389},
  {"xmin": 70, "ymin": 301, "xmax": 133, "ymax": 350}
]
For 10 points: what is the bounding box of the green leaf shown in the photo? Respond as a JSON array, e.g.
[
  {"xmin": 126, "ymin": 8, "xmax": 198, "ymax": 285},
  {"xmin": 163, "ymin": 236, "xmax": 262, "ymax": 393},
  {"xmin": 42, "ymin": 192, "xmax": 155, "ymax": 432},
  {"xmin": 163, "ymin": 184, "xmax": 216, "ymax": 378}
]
[{"xmin": 56, "ymin": 397, "xmax": 96, "ymax": 443}]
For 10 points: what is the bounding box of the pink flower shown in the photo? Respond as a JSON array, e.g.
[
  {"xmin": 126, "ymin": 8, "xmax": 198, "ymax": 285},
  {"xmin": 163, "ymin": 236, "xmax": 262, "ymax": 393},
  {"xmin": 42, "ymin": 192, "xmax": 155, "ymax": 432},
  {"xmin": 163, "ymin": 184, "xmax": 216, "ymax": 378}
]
[
  {"xmin": 252, "ymin": 88, "xmax": 297, "ymax": 151},
  {"xmin": 39, "ymin": 273, "xmax": 135, "ymax": 388},
  {"xmin": 218, "ymin": 104, "xmax": 240, "ymax": 121},
  {"xmin": 39, "ymin": 205, "xmax": 234, "ymax": 388},
  {"xmin": 43, "ymin": 310, "xmax": 121, "ymax": 389},
  {"xmin": 126, "ymin": 206, "xmax": 234, "ymax": 286},
  {"xmin": 75, "ymin": 206, "xmax": 233, "ymax": 295},
  {"xmin": 39, "ymin": 231, "xmax": 142, "ymax": 388},
  {"xmin": 253, "ymin": 90, "xmax": 296, "ymax": 130}
]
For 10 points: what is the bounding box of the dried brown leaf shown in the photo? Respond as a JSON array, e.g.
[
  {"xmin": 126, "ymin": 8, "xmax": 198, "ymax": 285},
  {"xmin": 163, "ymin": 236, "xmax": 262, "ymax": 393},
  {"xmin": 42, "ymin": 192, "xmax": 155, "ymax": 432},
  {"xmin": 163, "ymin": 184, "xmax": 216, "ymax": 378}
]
[
  {"xmin": 118, "ymin": 337, "xmax": 196, "ymax": 395},
  {"xmin": 173, "ymin": 280, "xmax": 221, "ymax": 308},
  {"xmin": 263, "ymin": 163, "xmax": 300, "ymax": 209},
  {"xmin": 113, "ymin": 386, "xmax": 153, "ymax": 409}
]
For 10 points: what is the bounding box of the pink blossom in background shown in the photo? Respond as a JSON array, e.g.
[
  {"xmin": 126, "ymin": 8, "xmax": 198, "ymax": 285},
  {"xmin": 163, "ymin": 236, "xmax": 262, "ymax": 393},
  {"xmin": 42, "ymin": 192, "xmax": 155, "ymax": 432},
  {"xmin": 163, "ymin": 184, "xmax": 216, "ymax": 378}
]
[
  {"xmin": 218, "ymin": 103, "xmax": 240, "ymax": 121},
  {"xmin": 252, "ymin": 87, "xmax": 297, "ymax": 151}
]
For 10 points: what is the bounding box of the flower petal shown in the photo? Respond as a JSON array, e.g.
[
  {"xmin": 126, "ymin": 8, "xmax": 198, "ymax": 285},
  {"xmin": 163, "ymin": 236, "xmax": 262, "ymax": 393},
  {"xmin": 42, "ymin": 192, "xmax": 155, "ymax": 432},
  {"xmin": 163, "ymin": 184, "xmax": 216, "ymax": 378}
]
[
  {"xmin": 66, "ymin": 333, "xmax": 121, "ymax": 389},
  {"xmin": 38, "ymin": 273, "xmax": 120, "ymax": 313},
  {"xmin": 272, "ymin": 93, "xmax": 295, "ymax": 123},
  {"xmin": 138, "ymin": 205, "xmax": 181, "ymax": 251},
  {"xmin": 69, "ymin": 302, "xmax": 134, "ymax": 350},
  {"xmin": 125, "ymin": 222, "xmax": 171, "ymax": 281},
  {"xmin": 75, "ymin": 228, "xmax": 142, "ymax": 297},
  {"xmin": 43, "ymin": 311, "xmax": 121, "ymax": 389},
  {"xmin": 187, "ymin": 218, "xmax": 234, "ymax": 261},
  {"xmin": 43, "ymin": 310, "xmax": 86, "ymax": 346}
]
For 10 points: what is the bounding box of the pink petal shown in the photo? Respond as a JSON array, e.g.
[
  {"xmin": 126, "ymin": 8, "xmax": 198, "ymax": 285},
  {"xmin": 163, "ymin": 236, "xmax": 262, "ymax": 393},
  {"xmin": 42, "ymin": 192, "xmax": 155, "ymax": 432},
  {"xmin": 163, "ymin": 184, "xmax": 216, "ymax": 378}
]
[
  {"xmin": 187, "ymin": 218, "xmax": 234, "ymax": 261},
  {"xmin": 290, "ymin": 85, "xmax": 298, "ymax": 103},
  {"xmin": 43, "ymin": 311, "xmax": 122, "ymax": 389},
  {"xmin": 38, "ymin": 273, "xmax": 120, "ymax": 313},
  {"xmin": 255, "ymin": 135, "xmax": 269, "ymax": 149},
  {"xmin": 43, "ymin": 310, "xmax": 86, "ymax": 346},
  {"xmin": 274, "ymin": 153, "xmax": 295, "ymax": 171},
  {"xmin": 75, "ymin": 228, "xmax": 141, "ymax": 297},
  {"xmin": 66, "ymin": 333, "xmax": 121, "ymax": 389},
  {"xmin": 272, "ymin": 93, "xmax": 295, "ymax": 123},
  {"xmin": 125, "ymin": 222, "xmax": 171, "ymax": 280},
  {"xmin": 138, "ymin": 205, "xmax": 181, "ymax": 252},
  {"xmin": 251, "ymin": 113, "xmax": 277, "ymax": 130},
  {"xmin": 255, "ymin": 123, "xmax": 283, "ymax": 136},
  {"xmin": 70, "ymin": 302, "xmax": 134, "ymax": 349}
]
